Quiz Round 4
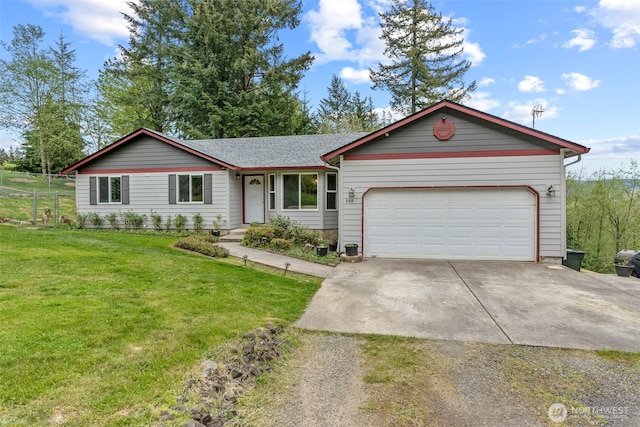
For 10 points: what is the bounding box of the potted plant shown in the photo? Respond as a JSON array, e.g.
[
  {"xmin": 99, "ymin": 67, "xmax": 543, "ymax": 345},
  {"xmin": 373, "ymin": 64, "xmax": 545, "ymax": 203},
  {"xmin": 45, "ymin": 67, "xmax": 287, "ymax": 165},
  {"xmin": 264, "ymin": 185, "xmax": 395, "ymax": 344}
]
[
  {"xmin": 211, "ymin": 213, "xmax": 223, "ymax": 236},
  {"xmin": 327, "ymin": 230, "xmax": 338, "ymax": 252},
  {"xmin": 316, "ymin": 244, "xmax": 328, "ymax": 257},
  {"xmin": 344, "ymin": 243, "xmax": 358, "ymax": 257}
]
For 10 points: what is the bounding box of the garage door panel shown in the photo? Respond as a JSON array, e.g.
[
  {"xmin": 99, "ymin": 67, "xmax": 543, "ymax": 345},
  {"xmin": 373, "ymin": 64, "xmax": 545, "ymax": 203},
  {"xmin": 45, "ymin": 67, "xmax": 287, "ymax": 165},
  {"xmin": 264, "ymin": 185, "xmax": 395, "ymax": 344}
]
[{"xmin": 364, "ymin": 188, "xmax": 535, "ymax": 261}]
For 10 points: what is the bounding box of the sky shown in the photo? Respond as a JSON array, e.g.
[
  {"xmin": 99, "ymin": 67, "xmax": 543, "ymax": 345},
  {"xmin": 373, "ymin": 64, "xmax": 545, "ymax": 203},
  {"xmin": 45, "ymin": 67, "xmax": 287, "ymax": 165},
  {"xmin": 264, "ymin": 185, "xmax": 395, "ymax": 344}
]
[{"xmin": 1, "ymin": 0, "xmax": 639, "ymax": 175}]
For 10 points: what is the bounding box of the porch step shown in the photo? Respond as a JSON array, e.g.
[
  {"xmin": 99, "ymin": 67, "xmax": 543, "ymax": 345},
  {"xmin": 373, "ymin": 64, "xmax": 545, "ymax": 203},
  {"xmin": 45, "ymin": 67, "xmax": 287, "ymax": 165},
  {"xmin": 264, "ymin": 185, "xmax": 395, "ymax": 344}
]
[{"xmin": 219, "ymin": 228, "xmax": 247, "ymax": 242}]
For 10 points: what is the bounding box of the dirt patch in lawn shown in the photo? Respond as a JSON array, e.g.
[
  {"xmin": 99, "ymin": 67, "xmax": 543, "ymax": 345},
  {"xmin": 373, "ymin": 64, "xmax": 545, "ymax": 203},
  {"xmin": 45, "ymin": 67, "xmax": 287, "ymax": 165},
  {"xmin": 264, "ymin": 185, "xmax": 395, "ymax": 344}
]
[{"xmin": 9, "ymin": 178, "xmax": 36, "ymax": 183}]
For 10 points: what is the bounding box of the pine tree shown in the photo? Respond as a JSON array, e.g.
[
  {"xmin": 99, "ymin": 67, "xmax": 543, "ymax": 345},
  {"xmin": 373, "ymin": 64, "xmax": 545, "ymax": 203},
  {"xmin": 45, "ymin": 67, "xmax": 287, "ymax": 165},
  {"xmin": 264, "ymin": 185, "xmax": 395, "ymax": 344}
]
[
  {"xmin": 370, "ymin": 0, "xmax": 476, "ymax": 115},
  {"xmin": 316, "ymin": 75, "xmax": 380, "ymax": 133}
]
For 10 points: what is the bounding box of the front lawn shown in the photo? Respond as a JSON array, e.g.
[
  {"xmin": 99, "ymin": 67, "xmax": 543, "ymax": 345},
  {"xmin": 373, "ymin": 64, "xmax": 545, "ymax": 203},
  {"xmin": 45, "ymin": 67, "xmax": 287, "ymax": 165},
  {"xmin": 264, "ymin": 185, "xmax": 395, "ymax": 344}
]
[{"xmin": 0, "ymin": 226, "xmax": 320, "ymax": 426}]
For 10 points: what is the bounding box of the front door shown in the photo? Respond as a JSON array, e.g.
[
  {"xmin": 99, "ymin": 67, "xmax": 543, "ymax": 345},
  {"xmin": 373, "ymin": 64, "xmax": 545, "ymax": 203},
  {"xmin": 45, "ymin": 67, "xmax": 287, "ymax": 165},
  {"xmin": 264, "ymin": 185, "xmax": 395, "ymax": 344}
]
[{"xmin": 243, "ymin": 175, "xmax": 265, "ymax": 224}]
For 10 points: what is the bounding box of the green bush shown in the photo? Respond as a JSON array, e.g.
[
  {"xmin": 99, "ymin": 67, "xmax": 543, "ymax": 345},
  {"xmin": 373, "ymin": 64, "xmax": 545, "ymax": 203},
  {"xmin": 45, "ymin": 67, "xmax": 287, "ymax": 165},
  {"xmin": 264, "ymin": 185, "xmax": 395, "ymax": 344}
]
[
  {"xmin": 290, "ymin": 227, "xmax": 321, "ymax": 246},
  {"xmin": 105, "ymin": 212, "xmax": 119, "ymax": 229},
  {"xmin": 174, "ymin": 214, "xmax": 187, "ymax": 232},
  {"xmin": 150, "ymin": 210, "xmax": 163, "ymax": 231},
  {"xmin": 269, "ymin": 238, "xmax": 293, "ymax": 251},
  {"xmin": 193, "ymin": 213, "xmax": 203, "ymax": 232},
  {"xmin": 242, "ymin": 225, "xmax": 282, "ymax": 247},
  {"xmin": 165, "ymin": 215, "xmax": 172, "ymax": 231},
  {"xmin": 88, "ymin": 212, "xmax": 103, "ymax": 228},
  {"xmin": 76, "ymin": 213, "xmax": 88, "ymax": 229},
  {"xmin": 122, "ymin": 210, "xmax": 144, "ymax": 229},
  {"xmin": 175, "ymin": 235, "xmax": 229, "ymax": 257}
]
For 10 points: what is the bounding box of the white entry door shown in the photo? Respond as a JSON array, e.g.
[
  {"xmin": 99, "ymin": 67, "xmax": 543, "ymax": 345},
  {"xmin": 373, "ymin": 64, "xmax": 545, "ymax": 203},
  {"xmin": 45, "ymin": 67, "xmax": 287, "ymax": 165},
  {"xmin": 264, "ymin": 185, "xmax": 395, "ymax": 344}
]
[
  {"xmin": 244, "ymin": 176, "xmax": 265, "ymax": 224},
  {"xmin": 364, "ymin": 188, "xmax": 536, "ymax": 261}
]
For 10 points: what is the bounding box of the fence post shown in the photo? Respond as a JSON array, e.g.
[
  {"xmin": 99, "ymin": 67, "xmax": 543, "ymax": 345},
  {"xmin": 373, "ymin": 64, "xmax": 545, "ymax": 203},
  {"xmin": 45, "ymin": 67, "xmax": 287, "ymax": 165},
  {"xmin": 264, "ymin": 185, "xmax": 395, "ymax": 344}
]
[
  {"xmin": 32, "ymin": 190, "xmax": 37, "ymax": 225},
  {"xmin": 55, "ymin": 192, "xmax": 59, "ymax": 225}
]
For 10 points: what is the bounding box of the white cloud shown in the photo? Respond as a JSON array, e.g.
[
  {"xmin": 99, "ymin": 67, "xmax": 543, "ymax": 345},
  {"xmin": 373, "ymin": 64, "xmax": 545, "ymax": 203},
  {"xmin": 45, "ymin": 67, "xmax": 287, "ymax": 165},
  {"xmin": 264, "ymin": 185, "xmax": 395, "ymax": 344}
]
[
  {"xmin": 478, "ymin": 77, "xmax": 495, "ymax": 87},
  {"xmin": 502, "ymin": 100, "xmax": 559, "ymax": 125},
  {"xmin": 563, "ymin": 29, "xmax": 596, "ymax": 51},
  {"xmin": 575, "ymin": 6, "xmax": 587, "ymax": 13},
  {"xmin": 518, "ymin": 76, "xmax": 546, "ymax": 93},
  {"xmin": 562, "ymin": 72, "xmax": 601, "ymax": 91},
  {"xmin": 307, "ymin": 0, "xmax": 382, "ymax": 65},
  {"xmin": 592, "ymin": 0, "xmax": 640, "ymax": 48},
  {"xmin": 339, "ymin": 67, "xmax": 371, "ymax": 84},
  {"xmin": 465, "ymin": 92, "xmax": 500, "ymax": 111},
  {"xmin": 578, "ymin": 135, "xmax": 640, "ymax": 173},
  {"xmin": 26, "ymin": 0, "xmax": 134, "ymax": 46}
]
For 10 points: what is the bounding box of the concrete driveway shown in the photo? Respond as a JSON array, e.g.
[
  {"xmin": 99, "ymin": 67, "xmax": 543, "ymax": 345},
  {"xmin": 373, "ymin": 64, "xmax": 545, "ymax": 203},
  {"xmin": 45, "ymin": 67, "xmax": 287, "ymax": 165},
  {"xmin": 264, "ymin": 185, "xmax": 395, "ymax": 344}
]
[{"xmin": 296, "ymin": 259, "xmax": 640, "ymax": 352}]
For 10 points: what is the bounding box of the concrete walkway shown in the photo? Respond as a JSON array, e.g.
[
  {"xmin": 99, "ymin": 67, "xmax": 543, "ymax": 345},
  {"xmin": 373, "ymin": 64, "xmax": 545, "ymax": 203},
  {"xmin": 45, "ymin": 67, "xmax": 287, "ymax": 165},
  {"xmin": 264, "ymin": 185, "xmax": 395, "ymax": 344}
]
[{"xmin": 218, "ymin": 242, "xmax": 335, "ymax": 278}]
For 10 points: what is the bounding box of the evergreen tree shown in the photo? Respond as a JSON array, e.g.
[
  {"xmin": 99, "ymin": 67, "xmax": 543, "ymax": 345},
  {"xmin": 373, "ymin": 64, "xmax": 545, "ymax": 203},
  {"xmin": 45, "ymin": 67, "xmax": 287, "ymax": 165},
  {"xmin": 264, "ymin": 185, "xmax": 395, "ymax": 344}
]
[
  {"xmin": 172, "ymin": 0, "xmax": 313, "ymax": 138},
  {"xmin": 316, "ymin": 75, "xmax": 380, "ymax": 133},
  {"xmin": 370, "ymin": 0, "xmax": 476, "ymax": 115}
]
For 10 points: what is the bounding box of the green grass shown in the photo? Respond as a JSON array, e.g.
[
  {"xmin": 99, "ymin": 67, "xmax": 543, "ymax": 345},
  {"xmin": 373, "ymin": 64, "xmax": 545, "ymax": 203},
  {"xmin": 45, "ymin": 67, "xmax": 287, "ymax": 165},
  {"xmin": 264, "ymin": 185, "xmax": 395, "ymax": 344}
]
[
  {"xmin": 0, "ymin": 170, "xmax": 76, "ymax": 222},
  {"xmin": 0, "ymin": 226, "xmax": 321, "ymax": 426}
]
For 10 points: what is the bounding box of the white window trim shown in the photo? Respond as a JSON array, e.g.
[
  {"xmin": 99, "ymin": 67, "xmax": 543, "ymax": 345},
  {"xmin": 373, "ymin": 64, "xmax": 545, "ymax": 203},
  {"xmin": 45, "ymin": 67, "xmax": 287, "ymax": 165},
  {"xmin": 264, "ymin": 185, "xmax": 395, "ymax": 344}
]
[
  {"xmin": 98, "ymin": 176, "xmax": 121, "ymax": 204},
  {"xmin": 177, "ymin": 173, "xmax": 204, "ymax": 204},
  {"xmin": 325, "ymin": 172, "xmax": 337, "ymax": 211},
  {"xmin": 281, "ymin": 172, "xmax": 319, "ymax": 211},
  {"xmin": 268, "ymin": 173, "xmax": 276, "ymax": 211}
]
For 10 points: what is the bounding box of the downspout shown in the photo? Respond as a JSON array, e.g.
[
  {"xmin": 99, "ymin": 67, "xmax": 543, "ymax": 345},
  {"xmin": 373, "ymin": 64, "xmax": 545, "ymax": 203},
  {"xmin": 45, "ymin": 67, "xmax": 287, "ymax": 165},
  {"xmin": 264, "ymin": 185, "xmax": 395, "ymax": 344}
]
[{"xmin": 324, "ymin": 160, "xmax": 342, "ymax": 251}]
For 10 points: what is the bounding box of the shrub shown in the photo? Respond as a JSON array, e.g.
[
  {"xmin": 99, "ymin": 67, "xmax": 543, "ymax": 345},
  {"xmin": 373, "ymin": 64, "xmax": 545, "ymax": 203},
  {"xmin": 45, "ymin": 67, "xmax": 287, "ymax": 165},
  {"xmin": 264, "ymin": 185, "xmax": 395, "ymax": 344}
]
[
  {"xmin": 88, "ymin": 212, "xmax": 103, "ymax": 228},
  {"xmin": 242, "ymin": 225, "xmax": 281, "ymax": 247},
  {"xmin": 76, "ymin": 213, "xmax": 88, "ymax": 229},
  {"xmin": 165, "ymin": 215, "xmax": 172, "ymax": 231},
  {"xmin": 175, "ymin": 235, "xmax": 229, "ymax": 258},
  {"xmin": 268, "ymin": 215, "xmax": 293, "ymax": 229},
  {"xmin": 290, "ymin": 227, "xmax": 321, "ymax": 246},
  {"xmin": 174, "ymin": 214, "xmax": 187, "ymax": 232},
  {"xmin": 122, "ymin": 210, "xmax": 144, "ymax": 229},
  {"xmin": 105, "ymin": 212, "xmax": 119, "ymax": 229},
  {"xmin": 150, "ymin": 211, "xmax": 163, "ymax": 231},
  {"xmin": 269, "ymin": 238, "xmax": 293, "ymax": 251},
  {"xmin": 193, "ymin": 213, "xmax": 203, "ymax": 233}
]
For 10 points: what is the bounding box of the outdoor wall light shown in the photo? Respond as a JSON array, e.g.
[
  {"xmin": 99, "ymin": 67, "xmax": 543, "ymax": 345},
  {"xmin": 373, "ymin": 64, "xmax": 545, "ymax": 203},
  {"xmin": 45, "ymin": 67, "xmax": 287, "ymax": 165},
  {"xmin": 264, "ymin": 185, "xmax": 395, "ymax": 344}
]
[
  {"xmin": 347, "ymin": 187, "xmax": 355, "ymax": 203},
  {"xmin": 546, "ymin": 185, "xmax": 556, "ymax": 197},
  {"xmin": 235, "ymin": 172, "xmax": 241, "ymax": 180}
]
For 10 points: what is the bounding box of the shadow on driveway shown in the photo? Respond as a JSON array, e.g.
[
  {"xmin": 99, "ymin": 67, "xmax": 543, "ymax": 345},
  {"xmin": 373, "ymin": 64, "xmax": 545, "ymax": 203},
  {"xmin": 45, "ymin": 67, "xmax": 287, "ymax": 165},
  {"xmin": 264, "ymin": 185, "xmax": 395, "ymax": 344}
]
[{"xmin": 296, "ymin": 259, "xmax": 640, "ymax": 352}]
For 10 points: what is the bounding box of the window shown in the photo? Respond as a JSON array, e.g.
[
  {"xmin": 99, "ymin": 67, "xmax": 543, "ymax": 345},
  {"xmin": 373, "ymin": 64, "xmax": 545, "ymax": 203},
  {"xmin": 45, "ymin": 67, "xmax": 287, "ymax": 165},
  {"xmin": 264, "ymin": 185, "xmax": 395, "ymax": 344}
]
[
  {"xmin": 99, "ymin": 176, "xmax": 121, "ymax": 203},
  {"xmin": 326, "ymin": 173, "xmax": 337, "ymax": 210},
  {"xmin": 282, "ymin": 173, "xmax": 317, "ymax": 210},
  {"xmin": 268, "ymin": 174, "xmax": 276, "ymax": 210},
  {"xmin": 178, "ymin": 174, "xmax": 203, "ymax": 203}
]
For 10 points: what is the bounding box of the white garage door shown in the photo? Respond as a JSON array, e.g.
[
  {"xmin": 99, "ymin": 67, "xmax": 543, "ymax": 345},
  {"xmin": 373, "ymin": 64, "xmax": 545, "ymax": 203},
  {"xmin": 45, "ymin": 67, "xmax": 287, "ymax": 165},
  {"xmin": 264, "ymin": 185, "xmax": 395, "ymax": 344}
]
[{"xmin": 364, "ymin": 188, "xmax": 536, "ymax": 261}]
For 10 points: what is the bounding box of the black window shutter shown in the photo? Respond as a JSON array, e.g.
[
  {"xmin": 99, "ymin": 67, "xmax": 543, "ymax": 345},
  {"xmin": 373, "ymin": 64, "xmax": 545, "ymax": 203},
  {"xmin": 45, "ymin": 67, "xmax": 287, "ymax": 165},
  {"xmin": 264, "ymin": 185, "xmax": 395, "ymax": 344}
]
[
  {"xmin": 121, "ymin": 175, "xmax": 130, "ymax": 205},
  {"xmin": 168, "ymin": 174, "xmax": 176, "ymax": 204},
  {"xmin": 89, "ymin": 176, "xmax": 97, "ymax": 205},
  {"xmin": 204, "ymin": 173, "xmax": 212, "ymax": 204}
]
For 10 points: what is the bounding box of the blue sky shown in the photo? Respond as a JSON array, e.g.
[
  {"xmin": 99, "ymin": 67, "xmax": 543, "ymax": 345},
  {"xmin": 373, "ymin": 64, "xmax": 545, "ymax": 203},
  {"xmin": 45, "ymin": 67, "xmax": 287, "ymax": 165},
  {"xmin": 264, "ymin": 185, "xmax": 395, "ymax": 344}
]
[{"xmin": 1, "ymin": 0, "xmax": 639, "ymax": 174}]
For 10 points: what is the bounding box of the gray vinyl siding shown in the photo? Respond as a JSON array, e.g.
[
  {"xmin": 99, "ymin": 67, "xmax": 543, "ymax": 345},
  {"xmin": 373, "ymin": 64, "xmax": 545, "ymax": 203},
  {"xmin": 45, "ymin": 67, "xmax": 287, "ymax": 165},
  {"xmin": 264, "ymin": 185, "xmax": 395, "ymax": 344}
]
[
  {"xmin": 76, "ymin": 170, "xmax": 228, "ymax": 230},
  {"xmin": 340, "ymin": 155, "xmax": 565, "ymax": 258},
  {"xmin": 84, "ymin": 136, "xmax": 216, "ymax": 170},
  {"xmin": 349, "ymin": 110, "xmax": 558, "ymax": 155}
]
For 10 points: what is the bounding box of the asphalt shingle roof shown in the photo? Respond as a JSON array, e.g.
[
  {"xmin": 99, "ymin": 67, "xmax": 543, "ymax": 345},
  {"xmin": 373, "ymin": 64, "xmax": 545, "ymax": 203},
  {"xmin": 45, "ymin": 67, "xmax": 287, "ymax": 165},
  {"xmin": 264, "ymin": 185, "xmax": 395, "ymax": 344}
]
[{"xmin": 176, "ymin": 133, "xmax": 367, "ymax": 169}]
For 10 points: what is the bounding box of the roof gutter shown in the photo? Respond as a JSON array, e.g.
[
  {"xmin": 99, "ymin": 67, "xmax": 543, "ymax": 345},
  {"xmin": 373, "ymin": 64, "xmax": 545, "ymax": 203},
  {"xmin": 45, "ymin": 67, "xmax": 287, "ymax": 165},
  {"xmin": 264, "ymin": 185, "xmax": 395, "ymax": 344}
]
[{"xmin": 564, "ymin": 154, "xmax": 582, "ymax": 168}]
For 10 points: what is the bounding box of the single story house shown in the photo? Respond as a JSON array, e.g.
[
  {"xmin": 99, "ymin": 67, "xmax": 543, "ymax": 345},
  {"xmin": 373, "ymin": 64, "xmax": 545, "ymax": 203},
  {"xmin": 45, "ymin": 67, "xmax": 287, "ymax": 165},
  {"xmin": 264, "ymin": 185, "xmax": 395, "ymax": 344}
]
[{"xmin": 61, "ymin": 100, "xmax": 590, "ymax": 263}]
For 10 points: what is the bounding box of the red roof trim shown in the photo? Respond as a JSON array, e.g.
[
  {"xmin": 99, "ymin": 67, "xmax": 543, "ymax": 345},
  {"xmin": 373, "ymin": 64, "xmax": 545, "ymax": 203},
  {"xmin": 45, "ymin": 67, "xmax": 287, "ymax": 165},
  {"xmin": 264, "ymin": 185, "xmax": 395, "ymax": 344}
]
[
  {"xmin": 321, "ymin": 100, "xmax": 590, "ymax": 161},
  {"xmin": 344, "ymin": 148, "xmax": 559, "ymax": 161},
  {"xmin": 60, "ymin": 128, "xmax": 237, "ymax": 174},
  {"xmin": 78, "ymin": 166, "xmax": 222, "ymax": 174}
]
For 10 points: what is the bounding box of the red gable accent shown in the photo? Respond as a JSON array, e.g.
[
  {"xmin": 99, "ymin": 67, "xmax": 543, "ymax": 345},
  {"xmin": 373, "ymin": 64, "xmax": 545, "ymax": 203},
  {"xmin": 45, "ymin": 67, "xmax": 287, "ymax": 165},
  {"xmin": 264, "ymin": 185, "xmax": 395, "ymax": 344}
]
[
  {"xmin": 321, "ymin": 100, "xmax": 590, "ymax": 162},
  {"xmin": 60, "ymin": 128, "xmax": 237, "ymax": 174}
]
